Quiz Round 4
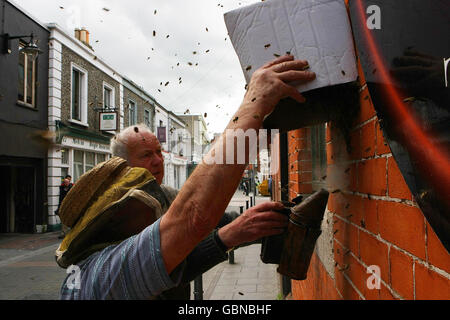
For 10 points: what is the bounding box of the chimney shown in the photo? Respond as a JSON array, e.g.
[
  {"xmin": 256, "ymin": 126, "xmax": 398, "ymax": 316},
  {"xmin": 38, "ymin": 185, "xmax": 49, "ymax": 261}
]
[
  {"xmin": 74, "ymin": 27, "xmax": 92, "ymax": 49},
  {"xmin": 74, "ymin": 28, "xmax": 81, "ymax": 40}
]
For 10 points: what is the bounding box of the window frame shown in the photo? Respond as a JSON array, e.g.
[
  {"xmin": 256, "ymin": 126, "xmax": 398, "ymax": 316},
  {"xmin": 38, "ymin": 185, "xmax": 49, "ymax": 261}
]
[
  {"xmin": 73, "ymin": 149, "xmax": 85, "ymax": 182},
  {"xmin": 311, "ymin": 123, "xmax": 327, "ymax": 191},
  {"xmin": 128, "ymin": 99, "xmax": 137, "ymax": 126},
  {"xmin": 71, "ymin": 150, "xmax": 110, "ymax": 182},
  {"xmin": 60, "ymin": 148, "xmax": 71, "ymax": 180},
  {"xmin": 144, "ymin": 108, "xmax": 152, "ymax": 129},
  {"xmin": 17, "ymin": 42, "xmax": 38, "ymax": 108},
  {"xmin": 102, "ymin": 81, "xmax": 115, "ymax": 109},
  {"xmin": 69, "ymin": 63, "xmax": 89, "ymax": 127}
]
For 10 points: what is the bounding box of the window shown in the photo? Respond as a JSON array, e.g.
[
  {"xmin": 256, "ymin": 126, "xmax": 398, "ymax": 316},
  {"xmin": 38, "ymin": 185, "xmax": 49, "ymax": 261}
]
[
  {"xmin": 72, "ymin": 69, "xmax": 81, "ymax": 121},
  {"xmin": 104, "ymin": 87, "xmax": 112, "ymax": 108},
  {"xmin": 61, "ymin": 148, "xmax": 69, "ymax": 165},
  {"xmin": 103, "ymin": 82, "xmax": 115, "ymax": 109},
  {"xmin": 85, "ymin": 152, "xmax": 95, "ymax": 172},
  {"xmin": 71, "ymin": 64, "xmax": 88, "ymax": 125},
  {"xmin": 163, "ymin": 163, "xmax": 169, "ymax": 185},
  {"xmin": 96, "ymin": 153, "xmax": 106, "ymax": 164},
  {"xmin": 60, "ymin": 148, "xmax": 70, "ymax": 180},
  {"xmin": 128, "ymin": 100, "xmax": 137, "ymax": 126},
  {"xmin": 61, "ymin": 168, "xmax": 69, "ymax": 180},
  {"xmin": 144, "ymin": 109, "xmax": 151, "ymax": 129},
  {"xmin": 311, "ymin": 124, "xmax": 327, "ymax": 191},
  {"xmin": 18, "ymin": 43, "xmax": 37, "ymax": 107},
  {"xmin": 73, "ymin": 150, "xmax": 84, "ymax": 182},
  {"xmin": 72, "ymin": 151, "xmax": 109, "ymax": 182},
  {"xmin": 174, "ymin": 165, "xmax": 179, "ymax": 189}
]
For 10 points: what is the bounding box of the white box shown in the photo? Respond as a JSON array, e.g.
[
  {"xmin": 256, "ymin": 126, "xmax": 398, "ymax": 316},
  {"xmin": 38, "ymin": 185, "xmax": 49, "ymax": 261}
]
[{"xmin": 224, "ymin": 0, "xmax": 358, "ymax": 93}]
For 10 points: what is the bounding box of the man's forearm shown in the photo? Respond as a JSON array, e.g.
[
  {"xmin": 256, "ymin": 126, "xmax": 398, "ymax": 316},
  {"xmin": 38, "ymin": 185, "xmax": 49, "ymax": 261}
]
[
  {"xmin": 160, "ymin": 102, "xmax": 264, "ymax": 274},
  {"xmin": 159, "ymin": 55, "xmax": 315, "ymax": 274}
]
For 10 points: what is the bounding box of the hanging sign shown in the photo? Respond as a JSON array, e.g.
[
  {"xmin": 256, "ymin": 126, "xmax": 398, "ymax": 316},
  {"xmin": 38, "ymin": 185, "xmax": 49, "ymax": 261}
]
[
  {"xmin": 157, "ymin": 127, "xmax": 167, "ymax": 143},
  {"xmin": 99, "ymin": 112, "xmax": 117, "ymax": 131}
]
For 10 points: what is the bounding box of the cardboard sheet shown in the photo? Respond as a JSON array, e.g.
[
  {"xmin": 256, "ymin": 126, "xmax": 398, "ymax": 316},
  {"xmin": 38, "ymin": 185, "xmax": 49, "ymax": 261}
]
[{"xmin": 224, "ymin": 0, "xmax": 358, "ymax": 93}]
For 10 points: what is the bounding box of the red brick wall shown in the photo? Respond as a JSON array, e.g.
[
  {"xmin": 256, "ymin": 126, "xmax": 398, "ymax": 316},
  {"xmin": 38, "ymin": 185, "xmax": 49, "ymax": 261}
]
[
  {"xmin": 278, "ymin": 57, "xmax": 450, "ymax": 300},
  {"xmin": 288, "ymin": 128, "xmax": 313, "ymax": 199}
]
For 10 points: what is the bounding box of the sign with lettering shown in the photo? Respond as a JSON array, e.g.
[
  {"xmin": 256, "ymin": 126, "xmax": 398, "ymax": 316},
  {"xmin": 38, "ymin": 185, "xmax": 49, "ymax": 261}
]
[
  {"xmin": 100, "ymin": 112, "xmax": 117, "ymax": 131},
  {"xmin": 62, "ymin": 136, "xmax": 110, "ymax": 152},
  {"xmin": 157, "ymin": 127, "xmax": 167, "ymax": 143}
]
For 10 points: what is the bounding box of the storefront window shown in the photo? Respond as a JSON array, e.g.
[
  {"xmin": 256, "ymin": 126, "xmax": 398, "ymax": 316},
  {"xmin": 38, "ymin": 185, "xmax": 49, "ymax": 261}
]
[
  {"xmin": 61, "ymin": 148, "xmax": 69, "ymax": 165},
  {"xmin": 85, "ymin": 152, "xmax": 95, "ymax": 172},
  {"xmin": 61, "ymin": 167, "xmax": 69, "ymax": 181},
  {"xmin": 97, "ymin": 153, "xmax": 106, "ymax": 164},
  {"xmin": 68, "ymin": 149, "xmax": 110, "ymax": 182},
  {"xmin": 73, "ymin": 150, "xmax": 84, "ymax": 182}
]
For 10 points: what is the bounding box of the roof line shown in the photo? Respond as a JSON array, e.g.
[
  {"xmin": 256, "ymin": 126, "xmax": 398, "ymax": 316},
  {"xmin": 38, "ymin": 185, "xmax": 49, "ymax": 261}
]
[{"xmin": 6, "ymin": 0, "xmax": 49, "ymax": 31}]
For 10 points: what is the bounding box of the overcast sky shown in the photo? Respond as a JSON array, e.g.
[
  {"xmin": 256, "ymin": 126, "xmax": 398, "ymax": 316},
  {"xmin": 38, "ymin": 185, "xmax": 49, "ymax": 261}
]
[{"xmin": 12, "ymin": 0, "xmax": 261, "ymax": 136}]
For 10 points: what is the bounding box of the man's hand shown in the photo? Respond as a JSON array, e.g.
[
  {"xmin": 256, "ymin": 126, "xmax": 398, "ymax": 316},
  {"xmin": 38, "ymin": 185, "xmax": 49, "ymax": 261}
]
[
  {"xmin": 160, "ymin": 55, "xmax": 314, "ymax": 275},
  {"xmin": 217, "ymin": 202, "xmax": 289, "ymax": 249},
  {"xmin": 242, "ymin": 54, "xmax": 316, "ymax": 118},
  {"xmin": 391, "ymin": 48, "xmax": 448, "ymax": 106}
]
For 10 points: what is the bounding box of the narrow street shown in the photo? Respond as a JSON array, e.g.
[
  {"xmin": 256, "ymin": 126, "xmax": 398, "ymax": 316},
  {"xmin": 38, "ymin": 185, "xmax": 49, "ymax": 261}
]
[{"xmin": 0, "ymin": 192, "xmax": 280, "ymax": 300}]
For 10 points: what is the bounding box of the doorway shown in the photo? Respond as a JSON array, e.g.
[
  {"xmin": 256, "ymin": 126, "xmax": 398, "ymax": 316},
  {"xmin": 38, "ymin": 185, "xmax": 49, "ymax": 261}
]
[{"xmin": 0, "ymin": 166, "xmax": 36, "ymax": 233}]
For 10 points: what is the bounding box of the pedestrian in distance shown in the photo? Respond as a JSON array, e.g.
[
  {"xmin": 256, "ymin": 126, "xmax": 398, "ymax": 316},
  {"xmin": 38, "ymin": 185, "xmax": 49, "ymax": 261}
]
[{"xmin": 56, "ymin": 175, "xmax": 73, "ymax": 239}]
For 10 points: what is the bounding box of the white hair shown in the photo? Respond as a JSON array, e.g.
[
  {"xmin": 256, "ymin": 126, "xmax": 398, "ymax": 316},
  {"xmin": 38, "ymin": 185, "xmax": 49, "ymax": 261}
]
[{"xmin": 110, "ymin": 124, "xmax": 154, "ymax": 161}]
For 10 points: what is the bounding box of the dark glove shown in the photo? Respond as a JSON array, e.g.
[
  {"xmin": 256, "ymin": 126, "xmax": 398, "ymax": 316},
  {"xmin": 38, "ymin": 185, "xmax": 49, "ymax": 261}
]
[{"xmin": 391, "ymin": 48, "xmax": 449, "ymax": 108}]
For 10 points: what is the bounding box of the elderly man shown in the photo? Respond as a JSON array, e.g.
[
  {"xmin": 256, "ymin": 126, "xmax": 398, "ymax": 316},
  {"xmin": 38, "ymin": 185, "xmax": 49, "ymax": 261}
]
[
  {"xmin": 109, "ymin": 123, "xmax": 289, "ymax": 299},
  {"xmin": 111, "ymin": 123, "xmax": 284, "ymax": 247},
  {"xmin": 59, "ymin": 55, "xmax": 315, "ymax": 299}
]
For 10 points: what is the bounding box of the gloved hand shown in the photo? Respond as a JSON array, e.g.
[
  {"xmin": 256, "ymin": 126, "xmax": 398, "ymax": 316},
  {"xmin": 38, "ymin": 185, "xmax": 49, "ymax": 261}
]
[{"xmin": 391, "ymin": 48, "xmax": 449, "ymax": 108}]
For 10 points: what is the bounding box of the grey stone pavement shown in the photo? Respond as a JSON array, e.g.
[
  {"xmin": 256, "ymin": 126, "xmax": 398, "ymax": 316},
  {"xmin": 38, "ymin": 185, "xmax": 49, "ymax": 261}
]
[
  {"xmin": 0, "ymin": 232, "xmax": 66, "ymax": 300},
  {"xmin": 0, "ymin": 191, "xmax": 282, "ymax": 300},
  {"xmin": 190, "ymin": 191, "xmax": 282, "ymax": 300}
]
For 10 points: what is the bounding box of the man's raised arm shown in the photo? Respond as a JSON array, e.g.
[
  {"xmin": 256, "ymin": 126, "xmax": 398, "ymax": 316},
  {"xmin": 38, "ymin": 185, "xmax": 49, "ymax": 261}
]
[{"xmin": 159, "ymin": 55, "xmax": 316, "ymax": 273}]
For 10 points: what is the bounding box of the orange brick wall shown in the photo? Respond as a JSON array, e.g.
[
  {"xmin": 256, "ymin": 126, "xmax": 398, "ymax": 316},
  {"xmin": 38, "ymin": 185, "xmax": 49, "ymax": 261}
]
[
  {"xmin": 277, "ymin": 59, "xmax": 450, "ymax": 300},
  {"xmin": 288, "ymin": 128, "xmax": 313, "ymax": 199}
]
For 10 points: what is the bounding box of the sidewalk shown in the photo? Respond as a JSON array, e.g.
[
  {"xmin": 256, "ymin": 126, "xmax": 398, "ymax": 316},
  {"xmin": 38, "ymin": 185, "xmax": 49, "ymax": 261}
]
[
  {"xmin": 0, "ymin": 231, "xmax": 66, "ymax": 299},
  {"xmin": 190, "ymin": 191, "xmax": 283, "ymax": 300},
  {"xmin": 0, "ymin": 231, "xmax": 62, "ymax": 265}
]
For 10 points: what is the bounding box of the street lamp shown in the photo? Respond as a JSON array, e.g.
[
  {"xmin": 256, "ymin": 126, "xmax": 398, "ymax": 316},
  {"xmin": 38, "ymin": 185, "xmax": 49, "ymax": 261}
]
[{"xmin": 1, "ymin": 32, "xmax": 42, "ymax": 61}]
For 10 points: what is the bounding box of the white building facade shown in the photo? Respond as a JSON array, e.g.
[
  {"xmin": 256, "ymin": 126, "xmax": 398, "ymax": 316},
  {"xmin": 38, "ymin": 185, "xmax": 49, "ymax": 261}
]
[{"xmin": 46, "ymin": 24, "xmax": 187, "ymax": 230}]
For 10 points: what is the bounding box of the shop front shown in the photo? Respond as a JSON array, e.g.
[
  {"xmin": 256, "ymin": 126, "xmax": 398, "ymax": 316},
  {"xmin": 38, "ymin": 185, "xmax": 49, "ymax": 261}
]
[{"xmin": 47, "ymin": 121, "xmax": 111, "ymax": 229}]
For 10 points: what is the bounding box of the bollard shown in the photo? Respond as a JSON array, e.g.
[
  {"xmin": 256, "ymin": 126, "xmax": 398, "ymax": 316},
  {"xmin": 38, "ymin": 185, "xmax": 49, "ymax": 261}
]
[
  {"xmin": 194, "ymin": 275, "xmax": 203, "ymax": 300},
  {"xmin": 228, "ymin": 248, "xmax": 235, "ymax": 264},
  {"xmin": 229, "ymin": 206, "xmax": 244, "ymax": 265}
]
